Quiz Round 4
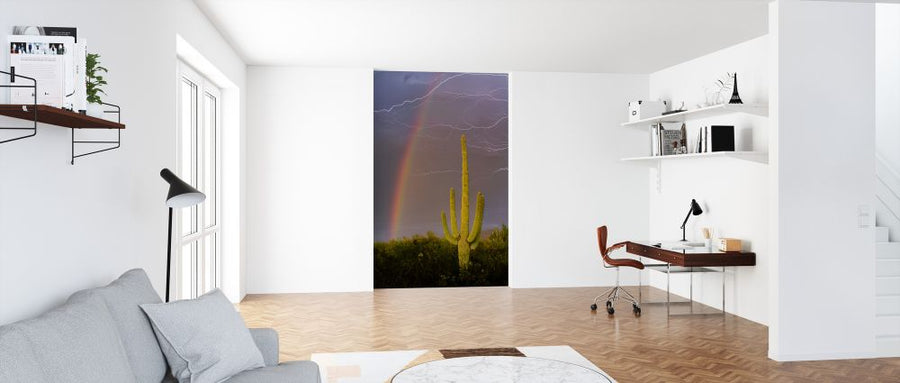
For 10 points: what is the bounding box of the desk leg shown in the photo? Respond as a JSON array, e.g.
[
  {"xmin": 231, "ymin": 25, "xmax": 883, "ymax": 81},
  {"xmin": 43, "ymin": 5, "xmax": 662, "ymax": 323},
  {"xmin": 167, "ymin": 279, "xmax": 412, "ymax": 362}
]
[
  {"xmin": 666, "ymin": 263, "xmax": 670, "ymax": 316},
  {"xmin": 690, "ymin": 267, "xmax": 694, "ymax": 314},
  {"xmin": 722, "ymin": 266, "xmax": 726, "ymax": 315},
  {"xmin": 638, "ymin": 257, "xmax": 643, "ymax": 305}
]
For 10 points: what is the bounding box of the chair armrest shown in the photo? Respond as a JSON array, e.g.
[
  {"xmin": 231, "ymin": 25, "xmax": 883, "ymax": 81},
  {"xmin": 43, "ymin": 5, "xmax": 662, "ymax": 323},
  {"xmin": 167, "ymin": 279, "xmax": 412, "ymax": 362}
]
[
  {"xmin": 249, "ymin": 328, "xmax": 280, "ymax": 367},
  {"xmin": 606, "ymin": 241, "xmax": 645, "ymax": 270}
]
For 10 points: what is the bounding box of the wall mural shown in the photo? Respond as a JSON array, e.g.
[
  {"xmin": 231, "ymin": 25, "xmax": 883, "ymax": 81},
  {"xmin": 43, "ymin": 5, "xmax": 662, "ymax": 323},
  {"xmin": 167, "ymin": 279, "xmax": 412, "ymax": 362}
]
[{"xmin": 374, "ymin": 71, "xmax": 508, "ymax": 288}]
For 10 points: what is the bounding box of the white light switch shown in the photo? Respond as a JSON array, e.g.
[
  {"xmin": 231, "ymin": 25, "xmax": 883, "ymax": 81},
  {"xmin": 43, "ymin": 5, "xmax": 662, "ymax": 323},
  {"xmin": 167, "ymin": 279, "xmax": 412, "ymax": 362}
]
[{"xmin": 858, "ymin": 204, "xmax": 874, "ymax": 228}]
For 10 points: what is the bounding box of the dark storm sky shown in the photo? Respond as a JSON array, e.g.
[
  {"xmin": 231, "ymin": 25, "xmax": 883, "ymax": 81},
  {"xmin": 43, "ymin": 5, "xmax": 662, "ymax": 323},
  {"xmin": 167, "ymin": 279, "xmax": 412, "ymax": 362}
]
[{"xmin": 374, "ymin": 71, "xmax": 508, "ymax": 242}]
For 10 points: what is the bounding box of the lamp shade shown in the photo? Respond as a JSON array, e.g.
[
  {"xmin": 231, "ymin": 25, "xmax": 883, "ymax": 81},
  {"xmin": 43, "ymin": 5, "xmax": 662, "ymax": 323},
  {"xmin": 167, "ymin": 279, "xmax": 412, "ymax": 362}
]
[
  {"xmin": 160, "ymin": 168, "xmax": 206, "ymax": 208},
  {"xmin": 690, "ymin": 199, "xmax": 703, "ymax": 216}
]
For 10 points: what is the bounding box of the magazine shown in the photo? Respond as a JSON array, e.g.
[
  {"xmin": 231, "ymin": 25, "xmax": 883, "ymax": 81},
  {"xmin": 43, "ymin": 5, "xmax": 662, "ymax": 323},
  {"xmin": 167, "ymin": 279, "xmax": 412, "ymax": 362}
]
[
  {"xmin": 12, "ymin": 26, "xmax": 77, "ymax": 41},
  {"xmin": 8, "ymin": 35, "xmax": 74, "ymax": 108},
  {"xmin": 661, "ymin": 128, "xmax": 683, "ymax": 156}
]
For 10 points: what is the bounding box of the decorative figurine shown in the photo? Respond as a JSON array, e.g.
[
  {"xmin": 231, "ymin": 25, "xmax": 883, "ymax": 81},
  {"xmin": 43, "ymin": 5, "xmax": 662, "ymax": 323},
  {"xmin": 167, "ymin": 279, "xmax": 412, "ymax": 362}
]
[{"xmin": 729, "ymin": 73, "xmax": 744, "ymax": 104}]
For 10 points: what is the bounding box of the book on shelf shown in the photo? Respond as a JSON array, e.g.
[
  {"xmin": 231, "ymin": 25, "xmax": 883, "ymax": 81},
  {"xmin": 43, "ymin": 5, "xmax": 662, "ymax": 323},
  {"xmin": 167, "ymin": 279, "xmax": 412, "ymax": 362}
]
[{"xmin": 649, "ymin": 124, "xmax": 659, "ymax": 156}]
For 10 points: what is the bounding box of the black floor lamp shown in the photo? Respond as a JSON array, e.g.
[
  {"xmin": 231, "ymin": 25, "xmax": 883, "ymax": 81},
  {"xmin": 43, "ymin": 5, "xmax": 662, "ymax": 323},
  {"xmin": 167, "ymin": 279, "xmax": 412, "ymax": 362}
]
[{"xmin": 160, "ymin": 168, "xmax": 206, "ymax": 302}]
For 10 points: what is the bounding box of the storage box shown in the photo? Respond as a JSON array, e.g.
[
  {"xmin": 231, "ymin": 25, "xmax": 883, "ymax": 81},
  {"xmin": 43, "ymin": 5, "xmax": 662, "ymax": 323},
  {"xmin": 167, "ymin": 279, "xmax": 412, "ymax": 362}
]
[
  {"xmin": 627, "ymin": 100, "xmax": 667, "ymax": 122},
  {"xmin": 718, "ymin": 238, "xmax": 742, "ymax": 252}
]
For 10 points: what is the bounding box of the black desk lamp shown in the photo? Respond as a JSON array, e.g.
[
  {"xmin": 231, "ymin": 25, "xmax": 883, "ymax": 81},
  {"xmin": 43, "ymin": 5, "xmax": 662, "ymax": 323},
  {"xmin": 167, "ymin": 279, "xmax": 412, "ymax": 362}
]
[
  {"xmin": 680, "ymin": 199, "xmax": 703, "ymax": 242},
  {"xmin": 160, "ymin": 168, "xmax": 206, "ymax": 302}
]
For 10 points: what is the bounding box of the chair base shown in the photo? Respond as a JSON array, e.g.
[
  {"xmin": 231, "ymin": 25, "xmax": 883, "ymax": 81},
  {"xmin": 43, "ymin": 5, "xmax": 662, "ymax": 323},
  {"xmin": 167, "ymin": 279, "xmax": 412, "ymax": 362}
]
[{"xmin": 591, "ymin": 286, "xmax": 641, "ymax": 316}]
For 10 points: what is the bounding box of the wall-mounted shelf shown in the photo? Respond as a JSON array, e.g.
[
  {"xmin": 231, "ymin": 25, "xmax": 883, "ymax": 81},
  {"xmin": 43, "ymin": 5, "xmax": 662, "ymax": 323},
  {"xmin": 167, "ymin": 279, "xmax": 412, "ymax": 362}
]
[
  {"xmin": 0, "ymin": 103, "xmax": 124, "ymax": 165},
  {"xmin": 620, "ymin": 104, "xmax": 768, "ymax": 128},
  {"xmin": 621, "ymin": 151, "xmax": 768, "ymax": 164},
  {"xmin": 0, "ymin": 68, "xmax": 124, "ymax": 164},
  {"xmin": 0, "ymin": 104, "xmax": 125, "ymax": 130}
]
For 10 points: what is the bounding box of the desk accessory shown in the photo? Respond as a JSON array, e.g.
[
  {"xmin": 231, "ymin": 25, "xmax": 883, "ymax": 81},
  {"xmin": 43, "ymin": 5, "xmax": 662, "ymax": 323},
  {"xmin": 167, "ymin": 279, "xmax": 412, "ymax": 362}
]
[
  {"xmin": 680, "ymin": 199, "xmax": 703, "ymax": 241},
  {"xmin": 718, "ymin": 238, "xmax": 742, "ymax": 252},
  {"xmin": 160, "ymin": 168, "xmax": 206, "ymax": 302},
  {"xmin": 627, "ymin": 100, "xmax": 667, "ymax": 122}
]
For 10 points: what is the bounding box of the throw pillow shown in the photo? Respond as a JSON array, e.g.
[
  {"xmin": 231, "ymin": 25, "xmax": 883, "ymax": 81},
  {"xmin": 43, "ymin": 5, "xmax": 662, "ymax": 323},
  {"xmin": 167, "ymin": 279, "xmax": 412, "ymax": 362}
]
[{"xmin": 140, "ymin": 289, "xmax": 265, "ymax": 383}]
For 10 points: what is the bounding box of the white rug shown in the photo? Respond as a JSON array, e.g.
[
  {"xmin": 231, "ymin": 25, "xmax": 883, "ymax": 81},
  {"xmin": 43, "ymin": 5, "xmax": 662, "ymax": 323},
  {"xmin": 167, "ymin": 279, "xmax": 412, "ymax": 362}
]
[{"xmin": 311, "ymin": 345, "xmax": 616, "ymax": 383}]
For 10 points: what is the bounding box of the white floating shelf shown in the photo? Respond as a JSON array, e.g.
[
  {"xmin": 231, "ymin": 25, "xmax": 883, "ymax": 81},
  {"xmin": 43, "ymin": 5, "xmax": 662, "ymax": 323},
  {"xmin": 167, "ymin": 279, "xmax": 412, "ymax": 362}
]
[
  {"xmin": 621, "ymin": 104, "xmax": 768, "ymax": 128},
  {"xmin": 621, "ymin": 151, "xmax": 768, "ymax": 165}
]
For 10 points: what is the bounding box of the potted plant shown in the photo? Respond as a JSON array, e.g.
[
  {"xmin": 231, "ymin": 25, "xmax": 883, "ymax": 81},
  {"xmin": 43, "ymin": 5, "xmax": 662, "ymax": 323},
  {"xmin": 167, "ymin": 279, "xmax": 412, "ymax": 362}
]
[{"xmin": 85, "ymin": 53, "xmax": 108, "ymax": 118}]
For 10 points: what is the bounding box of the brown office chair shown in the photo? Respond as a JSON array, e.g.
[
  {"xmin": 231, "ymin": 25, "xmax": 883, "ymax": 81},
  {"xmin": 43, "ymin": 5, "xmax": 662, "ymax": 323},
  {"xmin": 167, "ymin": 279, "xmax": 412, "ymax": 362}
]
[{"xmin": 591, "ymin": 226, "xmax": 644, "ymax": 315}]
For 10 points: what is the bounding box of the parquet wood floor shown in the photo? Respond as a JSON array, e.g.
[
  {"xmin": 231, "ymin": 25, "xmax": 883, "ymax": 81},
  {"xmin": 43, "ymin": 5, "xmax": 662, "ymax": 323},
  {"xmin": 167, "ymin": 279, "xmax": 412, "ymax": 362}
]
[{"xmin": 238, "ymin": 286, "xmax": 900, "ymax": 382}]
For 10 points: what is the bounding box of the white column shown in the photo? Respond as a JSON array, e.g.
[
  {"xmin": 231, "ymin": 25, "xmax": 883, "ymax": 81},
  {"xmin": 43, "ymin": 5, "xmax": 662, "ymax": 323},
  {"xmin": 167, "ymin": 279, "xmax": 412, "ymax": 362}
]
[{"xmin": 768, "ymin": 0, "xmax": 876, "ymax": 361}]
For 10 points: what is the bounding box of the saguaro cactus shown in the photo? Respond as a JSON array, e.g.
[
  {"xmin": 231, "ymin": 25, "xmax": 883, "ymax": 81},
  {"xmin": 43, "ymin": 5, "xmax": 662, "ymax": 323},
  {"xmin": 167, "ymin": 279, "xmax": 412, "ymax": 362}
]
[{"xmin": 441, "ymin": 134, "xmax": 485, "ymax": 269}]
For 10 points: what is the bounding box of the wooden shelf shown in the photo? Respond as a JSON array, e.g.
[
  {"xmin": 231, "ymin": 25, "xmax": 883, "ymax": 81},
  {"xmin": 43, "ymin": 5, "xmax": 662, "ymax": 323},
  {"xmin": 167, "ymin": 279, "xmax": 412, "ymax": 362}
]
[
  {"xmin": 620, "ymin": 104, "xmax": 768, "ymax": 128},
  {"xmin": 0, "ymin": 104, "xmax": 125, "ymax": 130},
  {"xmin": 621, "ymin": 151, "xmax": 768, "ymax": 164}
]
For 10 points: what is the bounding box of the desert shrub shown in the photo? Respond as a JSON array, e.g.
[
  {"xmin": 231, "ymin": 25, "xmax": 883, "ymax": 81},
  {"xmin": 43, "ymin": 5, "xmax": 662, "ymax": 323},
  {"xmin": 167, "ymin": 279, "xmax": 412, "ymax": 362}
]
[{"xmin": 374, "ymin": 225, "xmax": 508, "ymax": 288}]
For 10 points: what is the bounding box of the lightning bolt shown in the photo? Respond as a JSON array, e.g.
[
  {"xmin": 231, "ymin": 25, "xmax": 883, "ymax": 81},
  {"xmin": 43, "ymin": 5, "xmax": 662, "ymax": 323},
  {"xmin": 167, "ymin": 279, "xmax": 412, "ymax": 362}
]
[{"xmin": 374, "ymin": 73, "xmax": 508, "ymax": 114}]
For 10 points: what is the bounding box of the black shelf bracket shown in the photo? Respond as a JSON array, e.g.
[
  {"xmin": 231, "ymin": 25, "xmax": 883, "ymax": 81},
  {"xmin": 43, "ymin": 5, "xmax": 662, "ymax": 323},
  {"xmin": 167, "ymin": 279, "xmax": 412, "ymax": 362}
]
[
  {"xmin": 0, "ymin": 69, "xmax": 37, "ymax": 145},
  {"xmin": 71, "ymin": 102, "xmax": 121, "ymax": 165}
]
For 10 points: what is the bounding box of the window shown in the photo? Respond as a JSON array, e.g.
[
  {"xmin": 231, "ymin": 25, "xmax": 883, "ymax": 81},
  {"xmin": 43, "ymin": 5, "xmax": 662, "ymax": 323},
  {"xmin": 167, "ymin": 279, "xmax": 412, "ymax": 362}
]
[{"xmin": 176, "ymin": 62, "xmax": 221, "ymax": 300}]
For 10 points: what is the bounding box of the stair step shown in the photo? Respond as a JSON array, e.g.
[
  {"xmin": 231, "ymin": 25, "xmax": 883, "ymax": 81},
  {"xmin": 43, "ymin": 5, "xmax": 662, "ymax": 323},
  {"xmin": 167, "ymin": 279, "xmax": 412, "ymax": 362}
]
[
  {"xmin": 878, "ymin": 243, "xmax": 900, "ymax": 259},
  {"xmin": 876, "ymin": 315, "xmax": 900, "ymax": 337},
  {"xmin": 877, "ymin": 259, "xmax": 900, "ymax": 277},
  {"xmin": 877, "ymin": 277, "xmax": 900, "ymax": 296},
  {"xmin": 876, "ymin": 335, "xmax": 900, "ymax": 357},
  {"xmin": 878, "ymin": 296, "xmax": 900, "ymax": 316},
  {"xmin": 876, "ymin": 227, "xmax": 890, "ymax": 243}
]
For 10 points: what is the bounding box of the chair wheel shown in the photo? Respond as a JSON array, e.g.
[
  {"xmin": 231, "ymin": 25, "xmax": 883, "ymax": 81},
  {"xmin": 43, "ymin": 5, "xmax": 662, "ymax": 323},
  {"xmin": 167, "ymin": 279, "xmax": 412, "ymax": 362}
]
[
  {"xmin": 633, "ymin": 304, "xmax": 641, "ymax": 316},
  {"xmin": 590, "ymin": 303, "xmax": 598, "ymax": 311},
  {"xmin": 607, "ymin": 306, "xmax": 615, "ymax": 315}
]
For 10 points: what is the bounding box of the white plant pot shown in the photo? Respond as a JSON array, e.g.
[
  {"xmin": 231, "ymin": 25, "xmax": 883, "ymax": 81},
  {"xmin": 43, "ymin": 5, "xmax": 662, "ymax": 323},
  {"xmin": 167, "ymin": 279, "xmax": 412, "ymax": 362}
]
[{"xmin": 87, "ymin": 103, "xmax": 105, "ymax": 118}]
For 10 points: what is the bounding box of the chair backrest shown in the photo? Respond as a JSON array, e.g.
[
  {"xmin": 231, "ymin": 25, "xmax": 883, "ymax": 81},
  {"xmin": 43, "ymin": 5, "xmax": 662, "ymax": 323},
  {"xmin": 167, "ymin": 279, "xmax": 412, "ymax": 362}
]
[{"xmin": 597, "ymin": 226, "xmax": 611, "ymax": 262}]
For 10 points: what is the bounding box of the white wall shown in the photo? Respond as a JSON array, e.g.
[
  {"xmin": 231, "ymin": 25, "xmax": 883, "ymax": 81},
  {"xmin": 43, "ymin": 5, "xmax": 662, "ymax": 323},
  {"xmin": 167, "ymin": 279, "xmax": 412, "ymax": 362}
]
[
  {"xmin": 245, "ymin": 67, "xmax": 374, "ymax": 293},
  {"xmin": 768, "ymin": 0, "xmax": 876, "ymax": 361},
  {"xmin": 646, "ymin": 36, "xmax": 770, "ymax": 325},
  {"xmin": 878, "ymin": 4, "xmax": 900, "ymax": 174},
  {"xmin": 508, "ymin": 72, "xmax": 649, "ymax": 288},
  {"xmin": 244, "ymin": 69, "xmax": 648, "ymax": 293},
  {"xmin": 0, "ymin": 0, "xmax": 246, "ymax": 324},
  {"xmin": 876, "ymin": 3, "xmax": 900, "ymax": 241}
]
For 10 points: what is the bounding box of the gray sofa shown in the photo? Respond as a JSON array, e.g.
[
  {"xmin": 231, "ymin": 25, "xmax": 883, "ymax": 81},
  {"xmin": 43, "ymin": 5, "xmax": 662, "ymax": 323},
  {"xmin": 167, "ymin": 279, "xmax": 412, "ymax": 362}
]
[{"xmin": 0, "ymin": 269, "xmax": 321, "ymax": 383}]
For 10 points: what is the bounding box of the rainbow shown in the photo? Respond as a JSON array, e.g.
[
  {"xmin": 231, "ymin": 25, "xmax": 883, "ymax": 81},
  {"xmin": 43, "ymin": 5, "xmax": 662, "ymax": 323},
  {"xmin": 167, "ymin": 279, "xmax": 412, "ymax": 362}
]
[{"xmin": 389, "ymin": 77, "xmax": 440, "ymax": 240}]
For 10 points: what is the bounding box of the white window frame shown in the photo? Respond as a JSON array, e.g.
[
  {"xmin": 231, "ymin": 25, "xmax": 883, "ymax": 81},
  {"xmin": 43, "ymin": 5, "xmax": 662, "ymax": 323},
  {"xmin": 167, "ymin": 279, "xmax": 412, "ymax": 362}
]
[{"xmin": 176, "ymin": 61, "xmax": 223, "ymax": 300}]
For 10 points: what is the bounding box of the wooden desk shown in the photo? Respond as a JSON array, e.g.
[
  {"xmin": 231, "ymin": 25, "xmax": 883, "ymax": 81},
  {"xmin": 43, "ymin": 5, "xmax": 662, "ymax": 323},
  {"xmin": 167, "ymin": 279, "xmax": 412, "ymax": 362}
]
[
  {"xmin": 623, "ymin": 240, "xmax": 755, "ymax": 316},
  {"xmin": 625, "ymin": 240, "xmax": 755, "ymax": 267}
]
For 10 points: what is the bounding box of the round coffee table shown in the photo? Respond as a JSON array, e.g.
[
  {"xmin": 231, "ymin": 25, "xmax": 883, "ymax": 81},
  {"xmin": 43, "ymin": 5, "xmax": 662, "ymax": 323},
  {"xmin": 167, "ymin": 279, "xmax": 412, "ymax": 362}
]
[{"xmin": 391, "ymin": 356, "xmax": 613, "ymax": 383}]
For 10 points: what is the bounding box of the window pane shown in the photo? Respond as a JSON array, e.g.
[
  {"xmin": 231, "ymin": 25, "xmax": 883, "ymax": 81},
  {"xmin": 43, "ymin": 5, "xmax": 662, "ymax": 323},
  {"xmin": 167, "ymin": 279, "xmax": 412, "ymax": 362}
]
[
  {"xmin": 180, "ymin": 79, "xmax": 197, "ymax": 237},
  {"xmin": 180, "ymin": 241, "xmax": 197, "ymax": 299},
  {"xmin": 203, "ymin": 93, "xmax": 216, "ymax": 228},
  {"xmin": 202, "ymin": 234, "xmax": 216, "ymax": 295}
]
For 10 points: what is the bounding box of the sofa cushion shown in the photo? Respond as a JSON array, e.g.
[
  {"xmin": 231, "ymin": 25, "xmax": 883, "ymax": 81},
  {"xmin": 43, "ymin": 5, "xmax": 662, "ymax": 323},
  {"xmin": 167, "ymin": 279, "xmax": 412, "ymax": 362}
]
[
  {"xmin": 0, "ymin": 326, "xmax": 48, "ymax": 383},
  {"xmin": 5, "ymin": 293, "xmax": 137, "ymax": 382},
  {"xmin": 224, "ymin": 361, "xmax": 322, "ymax": 383},
  {"xmin": 68, "ymin": 269, "xmax": 166, "ymax": 383},
  {"xmin": 140, "ymin": 289, "xmax": 265, "ymax": 383}
]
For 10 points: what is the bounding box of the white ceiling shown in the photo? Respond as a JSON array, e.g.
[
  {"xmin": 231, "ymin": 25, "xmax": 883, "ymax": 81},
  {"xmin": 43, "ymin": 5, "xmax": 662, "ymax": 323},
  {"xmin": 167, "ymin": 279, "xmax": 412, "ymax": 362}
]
[{"xmin": 194, "ymin": 0, "xmax": 769, "ymax": 74}]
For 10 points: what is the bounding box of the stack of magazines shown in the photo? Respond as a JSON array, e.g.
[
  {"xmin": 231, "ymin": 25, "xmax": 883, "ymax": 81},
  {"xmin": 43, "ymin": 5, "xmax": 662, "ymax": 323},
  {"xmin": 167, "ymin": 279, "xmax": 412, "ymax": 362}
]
[{"xmin": 7, "ymin": 26, "xmax": 87, "ymax": 112}]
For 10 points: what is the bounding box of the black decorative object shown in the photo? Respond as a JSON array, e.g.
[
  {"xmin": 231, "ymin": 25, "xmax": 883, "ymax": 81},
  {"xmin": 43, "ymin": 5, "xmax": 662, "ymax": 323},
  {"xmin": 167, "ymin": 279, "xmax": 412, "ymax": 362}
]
[
  {"xmin": 710, "ymin": 125, "xmax": 735, "ymax": 152},
  {"xmin": 729, "ymin": 73, "xmax": 743, "ymax": 104},
  {"xmin": 160, "ymin": 168, "xmax": 206, "ymax": 302},
  {"xmin": 680, "ymin": 199, "xmax": 704, "ymax": 242}
]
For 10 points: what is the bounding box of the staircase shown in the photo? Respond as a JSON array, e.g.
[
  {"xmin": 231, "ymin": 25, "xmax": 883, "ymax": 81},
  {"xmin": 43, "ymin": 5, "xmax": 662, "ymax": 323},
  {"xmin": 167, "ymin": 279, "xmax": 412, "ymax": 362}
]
[{"xmin": 876, "ymin": 156, "xmax": 900, "ymax": 356}]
